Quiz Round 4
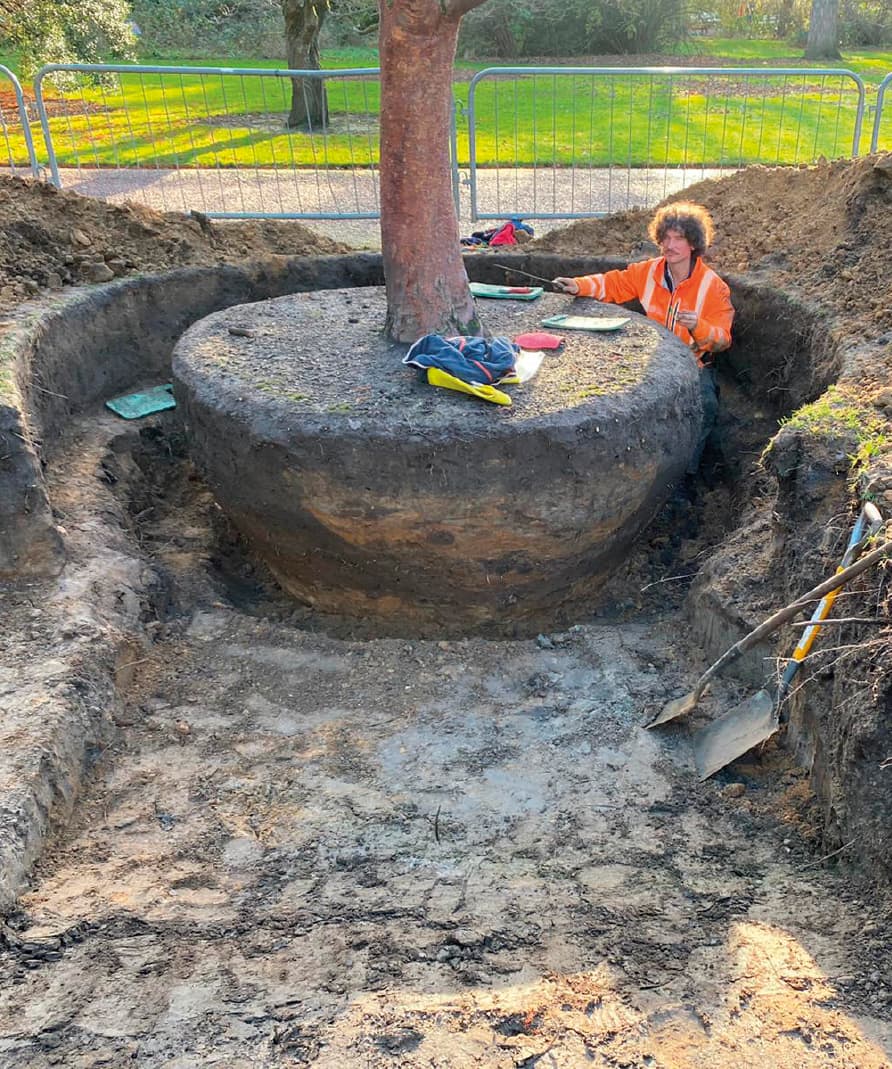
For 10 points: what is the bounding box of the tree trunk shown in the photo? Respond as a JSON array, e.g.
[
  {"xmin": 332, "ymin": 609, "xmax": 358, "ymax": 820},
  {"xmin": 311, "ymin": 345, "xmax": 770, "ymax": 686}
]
[
  {"xmin": 804, "ymin": 0, "xmax": 841, "ymax": 60},
  {"xmin": 379, "ymin": 0, "xmax": 486, "ymax": 342},
  {"xmin": 282, "ymin": 0, "xmax": 329, "ymax": 131}
]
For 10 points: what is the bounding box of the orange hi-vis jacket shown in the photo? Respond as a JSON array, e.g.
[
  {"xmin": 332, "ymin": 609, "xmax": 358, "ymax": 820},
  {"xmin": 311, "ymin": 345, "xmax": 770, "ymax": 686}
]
[{"xmin": 572, "ymin": 256, "xmax": 734, "ymax": 367}]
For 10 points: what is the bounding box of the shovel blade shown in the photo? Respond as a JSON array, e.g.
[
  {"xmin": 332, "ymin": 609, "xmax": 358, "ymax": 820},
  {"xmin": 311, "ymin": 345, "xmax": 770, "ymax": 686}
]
[{"xmin": 693, "ymin": 690, "xmax": 777, "ymax": 780}]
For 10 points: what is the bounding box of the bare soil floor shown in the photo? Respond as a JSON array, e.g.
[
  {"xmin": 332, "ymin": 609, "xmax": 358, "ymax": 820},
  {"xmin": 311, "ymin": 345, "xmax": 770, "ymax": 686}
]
[
  {"xmin": 3, "ymin": 415, "xmax": 891, "ymax": 1068},
  {"xmin": 1, "ymin": 151, "xmax": 892, "ymax": 1067}
]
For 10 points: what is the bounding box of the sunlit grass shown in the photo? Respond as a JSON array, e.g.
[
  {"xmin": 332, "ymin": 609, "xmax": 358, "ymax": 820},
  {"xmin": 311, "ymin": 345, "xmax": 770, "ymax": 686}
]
[
  {"xmin": 457, "ymin": 72, "xmax": 865, "ymax": 165},
  {"xmin": 0, "ymin": 42, "xmax": 888, "ymax": 170}
]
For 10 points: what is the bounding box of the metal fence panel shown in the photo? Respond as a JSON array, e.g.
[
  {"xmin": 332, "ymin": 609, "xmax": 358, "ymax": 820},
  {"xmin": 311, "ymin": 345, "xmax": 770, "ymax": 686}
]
[
  {"xmin": 33, "ymin": 63, "xmax": 382, "ymax": 219},
  {"xmin": 465, "ymin": 66, "xmax": 866, "ymax": 220},
  {"xmin": 871, "ymin": 72, "xmax": 892, "ymax": 152},
  {"xmin": 0, "ymin": 65, "xmax": 40, "ymax": 179},
  {"xmin": 27, "ymin": 61, "xmax": 877, "ymax": 223}
]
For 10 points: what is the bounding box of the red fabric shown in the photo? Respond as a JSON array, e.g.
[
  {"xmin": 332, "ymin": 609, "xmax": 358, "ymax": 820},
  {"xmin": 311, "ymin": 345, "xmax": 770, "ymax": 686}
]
[
  {"xmin": 488, "ymin": 222, "xmax": 517, "ymax": 246},
  {"xmin": 514, "ymin": 332, "xmax": 565, "ymax": 350}
]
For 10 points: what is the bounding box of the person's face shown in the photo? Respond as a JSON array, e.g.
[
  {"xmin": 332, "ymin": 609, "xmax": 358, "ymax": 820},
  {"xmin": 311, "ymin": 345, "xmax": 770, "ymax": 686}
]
[{"xmin": 660, "ymin": 227, "xmax": 694, "ymax": 269}]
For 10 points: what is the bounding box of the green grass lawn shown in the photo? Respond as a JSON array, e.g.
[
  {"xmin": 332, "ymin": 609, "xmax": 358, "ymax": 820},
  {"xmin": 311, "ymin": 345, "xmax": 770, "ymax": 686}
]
[
  {"xmin": 674, "ymin": 36, "xmax": 892, "ymax": 77},
  {"xmin": 2, "ymin": 42, "xmax": 889, "ymax": 170}
]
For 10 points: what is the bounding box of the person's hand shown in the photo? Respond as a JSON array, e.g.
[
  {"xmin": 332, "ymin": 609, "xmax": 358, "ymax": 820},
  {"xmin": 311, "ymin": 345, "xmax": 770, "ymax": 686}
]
[
  {"xmin": 552, "ymin": 277, "xmax": 579, "ymax": 295},
  {"xmin": 677, "ymin": 310, "xmax": 698, "ymax": 330}
]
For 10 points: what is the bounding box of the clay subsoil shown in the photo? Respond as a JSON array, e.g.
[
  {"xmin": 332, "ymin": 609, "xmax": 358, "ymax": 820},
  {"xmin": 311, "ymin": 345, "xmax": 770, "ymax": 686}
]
[{"xmin": 1, "ymin": 152, "xmax": 892, "ymax": 1068}]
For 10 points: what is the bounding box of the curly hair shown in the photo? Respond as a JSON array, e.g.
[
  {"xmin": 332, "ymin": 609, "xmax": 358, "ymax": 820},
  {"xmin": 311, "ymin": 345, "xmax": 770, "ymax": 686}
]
[{"xmin": 648, "ymin": 202, "xmax": 715, "ymax": 258}]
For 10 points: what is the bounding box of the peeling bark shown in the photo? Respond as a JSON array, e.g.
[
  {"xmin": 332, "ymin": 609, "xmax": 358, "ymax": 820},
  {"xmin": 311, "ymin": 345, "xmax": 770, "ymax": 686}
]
[{"xmin": 378, "ymin": 0, "xmax": 489, "ymax": 342}]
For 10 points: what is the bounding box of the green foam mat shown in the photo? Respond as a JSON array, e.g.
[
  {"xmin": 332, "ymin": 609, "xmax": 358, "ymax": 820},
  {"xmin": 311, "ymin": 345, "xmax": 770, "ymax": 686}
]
[
  {"xmin": 540, "ymin": 314, "xmax": 630, "ymax": 331},
  {"xmin": 470, "ymin": 282, "xmax": 543, "ymax": 300},
  {"xmin": 106, "ymin": 383, "xmax": 176, "ymax": 420}
]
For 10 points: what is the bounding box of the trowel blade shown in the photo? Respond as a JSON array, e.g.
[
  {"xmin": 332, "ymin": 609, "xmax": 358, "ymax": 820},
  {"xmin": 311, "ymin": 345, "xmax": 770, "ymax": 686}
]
[
  {"xmin": 647, "ymin": 690, "xmax": 699, "ymax": 728},
  {"xmin": 693, "ymin": 689, "xmax": 777, "ymax": 780}
]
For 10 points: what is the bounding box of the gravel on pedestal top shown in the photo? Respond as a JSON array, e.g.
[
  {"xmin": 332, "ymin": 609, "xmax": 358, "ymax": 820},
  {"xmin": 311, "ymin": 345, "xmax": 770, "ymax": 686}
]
[{"xmin": 174, "ymin": 286, "xmax": 663, "ymax": 430}]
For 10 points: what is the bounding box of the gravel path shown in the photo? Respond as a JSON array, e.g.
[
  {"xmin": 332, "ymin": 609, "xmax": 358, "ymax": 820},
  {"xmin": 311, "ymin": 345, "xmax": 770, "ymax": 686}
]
[{"xmin": 53, "ymin": 165, "xmax": 733, "ymax": 250}]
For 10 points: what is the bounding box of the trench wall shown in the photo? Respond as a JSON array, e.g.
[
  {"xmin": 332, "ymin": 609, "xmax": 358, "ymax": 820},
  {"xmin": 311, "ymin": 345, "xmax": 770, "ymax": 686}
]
[
  {"xmin": 0, "ymin": 254, "xmax": 380, "ymax": 577},
  {"xmin": 684, "ymin": 283, "xmax": 849, "ymax": 683}
]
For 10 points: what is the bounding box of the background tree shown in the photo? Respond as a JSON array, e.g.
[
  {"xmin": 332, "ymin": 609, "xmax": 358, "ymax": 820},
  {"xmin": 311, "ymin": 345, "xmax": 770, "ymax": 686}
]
[
  {"xmin": 379, "ymin": 0, "xmax": 490, "ymax": 343},
  {"xmin": 804, "ymin": 0, "xmax": 840, "ymax": 57},
  {"xmin": 840, "ymin": 0, "xmax": 892, "ymax": 44},
  {"xmin": 0, "ymin": 0, "xmax": 136, "ymax": 75},
  {"xmin": 281, "ymin": 0, "xmax": 329, "ymax": 130},
  {"xmin": 459, "ymin": 0, "xmax": 684, "ymax": 58},
  {"xmin": 332, "ymin": 0, "xmax": 379, "ymax": 36}
]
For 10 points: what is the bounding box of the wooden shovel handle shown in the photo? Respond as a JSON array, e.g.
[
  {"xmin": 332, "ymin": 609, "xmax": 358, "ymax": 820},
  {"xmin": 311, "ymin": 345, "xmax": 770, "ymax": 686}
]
[{"xmin": 692, "ymin": 537, "xmax": 892, "ymax": 700}]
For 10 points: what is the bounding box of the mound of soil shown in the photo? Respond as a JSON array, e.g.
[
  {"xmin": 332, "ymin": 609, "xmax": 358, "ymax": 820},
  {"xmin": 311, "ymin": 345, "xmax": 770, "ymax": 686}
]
[
  {"xmin": 0, "ymin": 175, "xmax": 347, "ymax": 312},
  {"xmin": 172, "ymin": 288, "xmax": 697, "ymax": 632},
  {"xmin": 529, "ymin": 154, "xmax": 892, "ymax": 341}
]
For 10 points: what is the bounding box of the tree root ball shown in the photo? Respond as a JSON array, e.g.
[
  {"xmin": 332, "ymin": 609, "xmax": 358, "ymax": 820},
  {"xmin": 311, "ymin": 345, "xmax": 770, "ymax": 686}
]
[{"xmin": 172, "ymin": 286, "xmax": 701, "ymax": 635}]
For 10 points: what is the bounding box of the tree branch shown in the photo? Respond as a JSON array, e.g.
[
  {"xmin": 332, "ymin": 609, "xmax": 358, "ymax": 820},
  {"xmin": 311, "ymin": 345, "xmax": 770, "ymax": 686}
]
[
  {"xmin": 686, "ymin": 539, "xmax": 892, "ymax": 702},
  {"xmin": 445, "ymin": 0, "xmax": 490, "ymax": 16}
]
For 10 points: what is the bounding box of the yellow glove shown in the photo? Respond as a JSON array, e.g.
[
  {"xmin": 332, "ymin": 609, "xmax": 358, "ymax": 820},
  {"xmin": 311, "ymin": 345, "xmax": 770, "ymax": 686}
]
[{"xmin": 426, "ymin": 367, "xmax": 512, "ymax": 406}]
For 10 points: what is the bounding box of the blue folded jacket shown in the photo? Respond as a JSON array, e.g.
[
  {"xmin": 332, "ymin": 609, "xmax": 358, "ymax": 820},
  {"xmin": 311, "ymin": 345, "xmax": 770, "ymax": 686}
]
[{"xmin": 403, "ymin": 334, "xmax": 518, "ymax": 386}]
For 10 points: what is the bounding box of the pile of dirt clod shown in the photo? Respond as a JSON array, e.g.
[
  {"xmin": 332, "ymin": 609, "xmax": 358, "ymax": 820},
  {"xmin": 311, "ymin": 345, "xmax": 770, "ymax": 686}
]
[
  {"xmin": 530, "ymin": 153, "xmax": 892, "ymax": 340},
  {"xmin": 3, "ymin": 155, "xmax": 892, "ymax": 340},
  {"xmin": 0, "ymin": 174, "xmax": 347, "ymax": 314}
]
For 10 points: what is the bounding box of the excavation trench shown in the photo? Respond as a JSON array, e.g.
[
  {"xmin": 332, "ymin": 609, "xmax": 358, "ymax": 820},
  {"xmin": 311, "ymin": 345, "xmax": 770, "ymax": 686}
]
[
  {"xmin": 0, "ymin": 251, "xmax": 849, "ymax": 798},
  {"xmin": 3, "ymin": 252, "xmax": 849, "ymax": 654},
  {"xmin": 2, "ymin": 253, "xmax": 891, "ymax": 1065},
  {"xmin": 8, "ymin": 251, "xmax": 840, "ymax": 628},
  {"xmin": 0, "ymin": 254, "xmax": 867, "ymax": 825}
]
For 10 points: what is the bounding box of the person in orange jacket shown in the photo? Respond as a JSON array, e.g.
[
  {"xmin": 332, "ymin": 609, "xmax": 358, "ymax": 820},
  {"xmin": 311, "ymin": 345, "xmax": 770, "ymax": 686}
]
[{"xmin": 553, "ymin": 202, "xmax": 734, "ymax": 474}]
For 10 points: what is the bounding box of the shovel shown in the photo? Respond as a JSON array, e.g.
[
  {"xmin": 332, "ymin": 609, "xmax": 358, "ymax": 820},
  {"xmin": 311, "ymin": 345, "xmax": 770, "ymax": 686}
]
[
  {"xmin": 649, "ymin": 508, "xmax": 888, "ymax": 775},
  {"xmin": 766, "ymin": 502, "xmax": 883, "ymax": 709},
  {"xmin": 692, "ymin": 502, "xmax": 884, "ymax": 778}
]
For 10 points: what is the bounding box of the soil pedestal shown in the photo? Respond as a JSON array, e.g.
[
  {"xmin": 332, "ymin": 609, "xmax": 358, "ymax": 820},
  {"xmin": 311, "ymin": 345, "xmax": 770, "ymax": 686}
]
[{"xmin": 172, "ymin": 286, "xmax": 701, "ymax": 634}]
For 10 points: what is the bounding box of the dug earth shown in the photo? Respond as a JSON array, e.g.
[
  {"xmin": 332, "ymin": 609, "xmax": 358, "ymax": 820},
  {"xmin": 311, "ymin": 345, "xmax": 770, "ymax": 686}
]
[{"xmin": 0, "ymin": 156, "xmax": 891, "ymax": 1066}]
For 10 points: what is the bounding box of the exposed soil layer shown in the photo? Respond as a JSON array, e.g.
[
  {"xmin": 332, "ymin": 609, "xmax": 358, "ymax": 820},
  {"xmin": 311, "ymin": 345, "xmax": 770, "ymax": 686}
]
[{"xmin": 172, "ymin": 289, "xmax": 698, "ymax": 630}]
